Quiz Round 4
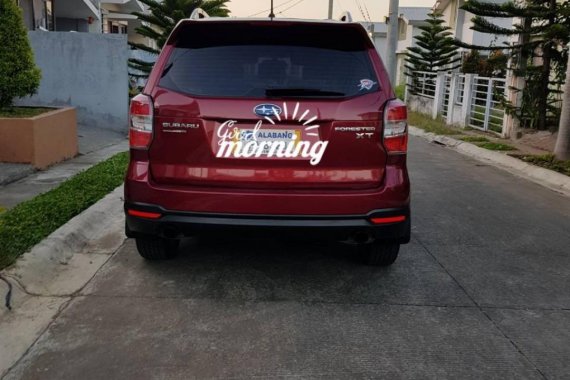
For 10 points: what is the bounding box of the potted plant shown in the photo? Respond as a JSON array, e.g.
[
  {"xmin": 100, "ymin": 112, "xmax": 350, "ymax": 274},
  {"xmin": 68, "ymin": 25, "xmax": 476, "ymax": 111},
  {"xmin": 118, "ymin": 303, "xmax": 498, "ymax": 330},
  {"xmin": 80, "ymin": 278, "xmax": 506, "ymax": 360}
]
[{"xmin": 0, "ymin": 0, "xmax": 78, "ymax": 169}]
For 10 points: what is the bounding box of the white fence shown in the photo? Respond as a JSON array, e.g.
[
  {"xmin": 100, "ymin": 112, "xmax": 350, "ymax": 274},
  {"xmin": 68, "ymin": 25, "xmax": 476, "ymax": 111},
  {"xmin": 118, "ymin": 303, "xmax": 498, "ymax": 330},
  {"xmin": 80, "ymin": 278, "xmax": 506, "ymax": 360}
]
[
  {"xmin": 468, "ymin": 76, "xmax": 506, "ymax": 133},
  {"xmin": 406, "ymin": 71, "xmax": 507, "ymax": 134}
]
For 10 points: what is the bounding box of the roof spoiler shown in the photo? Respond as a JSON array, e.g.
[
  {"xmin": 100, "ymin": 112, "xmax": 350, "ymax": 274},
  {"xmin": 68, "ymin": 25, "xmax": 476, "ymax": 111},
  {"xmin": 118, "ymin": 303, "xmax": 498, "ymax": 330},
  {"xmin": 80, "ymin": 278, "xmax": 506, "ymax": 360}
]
[
  {"xmin": 338, "ymin": 11, "xmax": 353, "ymax": 22},
  {"xmin": 189, "ymin": 8, "xmax": 209, "ymax": 20}
]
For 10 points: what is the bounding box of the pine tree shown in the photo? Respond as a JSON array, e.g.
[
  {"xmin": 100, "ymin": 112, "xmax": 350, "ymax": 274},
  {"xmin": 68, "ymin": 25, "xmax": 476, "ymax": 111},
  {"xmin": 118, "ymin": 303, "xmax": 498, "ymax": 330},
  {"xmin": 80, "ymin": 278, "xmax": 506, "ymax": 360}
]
[
  {"xmin": 129, "ymin": 0, "xmax": 230, "ymax": 78},
  {"xmin": 0, "ymin": 0, "xmax": 41, "ymax": 109},
  {"xmin": 404, "ymin": 12, "xmax": 461, "ymax": 94},
  {"xmin": 457, "ymin": 0, "xmax": 570, "ymax": 130}
]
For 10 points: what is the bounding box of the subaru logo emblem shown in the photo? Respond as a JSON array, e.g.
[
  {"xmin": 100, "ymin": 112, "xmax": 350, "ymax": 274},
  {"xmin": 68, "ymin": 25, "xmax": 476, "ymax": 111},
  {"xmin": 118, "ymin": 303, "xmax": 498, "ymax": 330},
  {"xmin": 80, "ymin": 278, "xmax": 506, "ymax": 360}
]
[{"xmin": 254, "ymin": 104, "xmax": 282, "ymax": 117}]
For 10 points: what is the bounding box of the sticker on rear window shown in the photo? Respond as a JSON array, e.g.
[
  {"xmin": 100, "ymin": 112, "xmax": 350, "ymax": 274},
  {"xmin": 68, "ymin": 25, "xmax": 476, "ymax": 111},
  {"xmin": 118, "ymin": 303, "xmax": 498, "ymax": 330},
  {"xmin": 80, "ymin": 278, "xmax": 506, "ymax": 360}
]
[{"xmin": 358, "ymin": 79, "xmax": 377, "ymax": 91}]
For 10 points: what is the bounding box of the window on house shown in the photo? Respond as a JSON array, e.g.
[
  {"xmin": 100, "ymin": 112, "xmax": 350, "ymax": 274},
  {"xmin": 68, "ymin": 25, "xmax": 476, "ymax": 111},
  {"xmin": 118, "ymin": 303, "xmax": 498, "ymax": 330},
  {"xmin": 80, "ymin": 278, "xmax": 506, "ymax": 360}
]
[
  {"xmin": 108, "ymin": 20, "xmax": 128, "ymax": 35},
  {"xmin": 45, "ymin": 0, "xmax": 54, "ymax": 31},
  {"xmin": 32, "ymin": 0, "xmax": 55, "ymax": 31}
]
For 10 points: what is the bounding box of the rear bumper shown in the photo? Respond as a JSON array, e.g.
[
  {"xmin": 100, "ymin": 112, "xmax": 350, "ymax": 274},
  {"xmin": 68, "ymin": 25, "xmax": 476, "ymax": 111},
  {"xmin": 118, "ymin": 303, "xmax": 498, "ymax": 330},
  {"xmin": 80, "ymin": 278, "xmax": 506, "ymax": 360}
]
[
  {"xmin": 124, "ymin": 159, "xmax": 410, "ymax": 216},
  {"xmin": 125, "ymin": 202, "xmax": 411, "ymax": 243}
]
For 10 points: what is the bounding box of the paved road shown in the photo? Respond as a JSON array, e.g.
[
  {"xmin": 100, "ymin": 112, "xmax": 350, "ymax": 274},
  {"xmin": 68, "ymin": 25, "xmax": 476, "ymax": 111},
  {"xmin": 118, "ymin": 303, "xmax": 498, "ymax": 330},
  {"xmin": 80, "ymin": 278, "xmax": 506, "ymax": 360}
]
[{"xmin": 6, "ymin": 137, "xmax": 570, "ymax": 379}]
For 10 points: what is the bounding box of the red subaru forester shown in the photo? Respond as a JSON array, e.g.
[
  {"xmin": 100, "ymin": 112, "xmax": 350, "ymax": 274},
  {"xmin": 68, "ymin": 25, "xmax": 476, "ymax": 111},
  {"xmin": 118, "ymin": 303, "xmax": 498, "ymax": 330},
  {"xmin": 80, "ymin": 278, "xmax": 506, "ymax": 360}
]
[{"xmin": 125, "ymin": 16, "xmax": 410, "ymax": 266}]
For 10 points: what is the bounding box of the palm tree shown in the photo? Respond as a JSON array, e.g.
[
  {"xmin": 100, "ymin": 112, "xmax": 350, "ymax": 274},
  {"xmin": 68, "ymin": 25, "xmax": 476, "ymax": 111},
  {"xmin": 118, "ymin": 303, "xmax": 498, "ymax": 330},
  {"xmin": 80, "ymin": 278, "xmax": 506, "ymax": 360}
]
[
  {"xmin": 554, "ymin": 48, "xmax": 570, "ymax": 161},
  {"xmin": 129, "ymin": 0, "xmax": 230, "ymax": 78}
]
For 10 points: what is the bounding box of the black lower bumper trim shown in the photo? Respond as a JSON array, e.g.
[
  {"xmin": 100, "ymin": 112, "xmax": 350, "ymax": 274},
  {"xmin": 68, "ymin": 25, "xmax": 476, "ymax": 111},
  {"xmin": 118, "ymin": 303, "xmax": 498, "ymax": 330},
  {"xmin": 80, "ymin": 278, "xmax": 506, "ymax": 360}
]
[{"xmin": 125, "ymin": 203, "xmax": 411, "ymax": 243}]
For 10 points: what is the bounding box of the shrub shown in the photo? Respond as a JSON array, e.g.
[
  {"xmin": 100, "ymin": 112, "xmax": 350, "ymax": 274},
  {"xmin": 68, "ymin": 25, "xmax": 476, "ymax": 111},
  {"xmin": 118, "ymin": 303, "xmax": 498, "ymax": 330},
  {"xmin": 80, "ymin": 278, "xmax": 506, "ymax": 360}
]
[
  {"xmin": 0, "ymin": 0, "xmax": 41, "ymax": 109},
  {"xmin": 394, "ymin": 85, "xmax": 405, "ymax": 100}
]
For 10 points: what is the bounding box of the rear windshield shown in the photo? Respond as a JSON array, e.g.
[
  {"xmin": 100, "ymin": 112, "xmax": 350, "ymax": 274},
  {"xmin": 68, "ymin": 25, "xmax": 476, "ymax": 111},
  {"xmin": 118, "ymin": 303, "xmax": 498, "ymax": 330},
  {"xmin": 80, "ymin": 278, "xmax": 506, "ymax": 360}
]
[{"xmin": 158, "ymin": 22, "xmax": 379, "ymax": 98}]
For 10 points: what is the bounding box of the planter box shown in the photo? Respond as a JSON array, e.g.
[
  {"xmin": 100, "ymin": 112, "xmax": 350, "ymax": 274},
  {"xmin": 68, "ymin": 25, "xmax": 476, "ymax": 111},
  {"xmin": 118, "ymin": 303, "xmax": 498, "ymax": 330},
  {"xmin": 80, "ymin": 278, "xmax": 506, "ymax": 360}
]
[{"xmin": 0, "ymin": 107, "xmax": 78, "ymax": 169}]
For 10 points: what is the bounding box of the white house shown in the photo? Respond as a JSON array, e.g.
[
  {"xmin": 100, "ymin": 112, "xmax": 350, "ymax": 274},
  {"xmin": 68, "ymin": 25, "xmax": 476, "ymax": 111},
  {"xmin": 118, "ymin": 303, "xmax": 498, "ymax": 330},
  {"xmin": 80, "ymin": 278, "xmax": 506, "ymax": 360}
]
[
  {"xmin": 101, "ymin": 0, "xmax": 156, "ymax": 49},
  {"xmin": 432, "ymin": 0, "xmax": 513, "ymax": 53},
  {"xmin": 364, "ymin": 1, "xmax": 513, "ymax": 84},
  {"xmin": 18, "ymin": 0, "xmax": 101, "ymax": 32},
  {"xmin": 18, "ymin": 0, "xmax": 154, "ymax": 48},
  {"xmin": 395, "ymin": 7, "xmax": 431, "ymax": 85}
]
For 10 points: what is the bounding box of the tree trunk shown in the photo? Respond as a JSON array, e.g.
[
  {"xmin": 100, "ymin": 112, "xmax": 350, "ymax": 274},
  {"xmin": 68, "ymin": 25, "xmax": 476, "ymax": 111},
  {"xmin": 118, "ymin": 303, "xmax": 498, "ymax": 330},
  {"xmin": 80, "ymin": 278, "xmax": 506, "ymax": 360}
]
[
  {"xmin": 553, "ymin": 46, "xmax": 570, "ymax": 161},
  {"xmin": 537, "ymin": 47, "xmax": 551, "ymax": 130},
  {"xmin": 537, "ymin": 0, "xmax": 557, "ymax": 130}
]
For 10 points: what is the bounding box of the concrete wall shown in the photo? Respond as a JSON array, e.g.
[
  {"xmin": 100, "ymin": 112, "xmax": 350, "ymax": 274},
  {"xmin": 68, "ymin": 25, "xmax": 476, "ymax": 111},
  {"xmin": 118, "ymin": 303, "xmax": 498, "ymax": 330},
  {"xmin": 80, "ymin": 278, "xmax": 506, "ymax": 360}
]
[
  {"xmin": 17, "ymin": 32, "xmax": 129, "ymax": 132},
  {"xmin": 408, "ymin": 94, "xmax": 434, "ymax": 115}
]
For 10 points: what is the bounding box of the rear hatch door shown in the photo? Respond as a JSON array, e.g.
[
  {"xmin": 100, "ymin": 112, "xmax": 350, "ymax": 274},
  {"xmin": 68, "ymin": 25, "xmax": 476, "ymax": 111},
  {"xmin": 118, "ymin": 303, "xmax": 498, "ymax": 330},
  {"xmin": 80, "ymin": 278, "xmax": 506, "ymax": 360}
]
[{"xmin": 149, "ymin": 20, "xmax": 390, "ymax": 190}]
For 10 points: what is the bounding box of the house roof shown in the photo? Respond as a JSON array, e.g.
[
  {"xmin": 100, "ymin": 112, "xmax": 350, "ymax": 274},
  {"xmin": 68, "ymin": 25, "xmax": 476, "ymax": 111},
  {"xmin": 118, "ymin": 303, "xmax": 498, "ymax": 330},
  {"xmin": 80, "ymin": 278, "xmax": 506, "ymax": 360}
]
[
  {"xmin": 399, "ymin": 7, "xmax": 431, "ymax": 24},
  {"xmin": 101, "ymin": 0, "xmax": 145, "ymax": 13}
]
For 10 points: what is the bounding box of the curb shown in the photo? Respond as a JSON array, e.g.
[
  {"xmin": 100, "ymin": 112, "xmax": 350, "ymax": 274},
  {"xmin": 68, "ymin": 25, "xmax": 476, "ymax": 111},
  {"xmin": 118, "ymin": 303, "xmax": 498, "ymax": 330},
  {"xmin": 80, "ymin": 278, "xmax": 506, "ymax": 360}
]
[
  {"xmin": 0, "ymin": 185, "xmax": 126, "ymax": 377},
  {"xmin": 0, "ymin": 164, "xmax": 35, "ymax": 187},
  {"xmin": 409, "ymin": 126, "xmax": 570, "ymax": 198}
]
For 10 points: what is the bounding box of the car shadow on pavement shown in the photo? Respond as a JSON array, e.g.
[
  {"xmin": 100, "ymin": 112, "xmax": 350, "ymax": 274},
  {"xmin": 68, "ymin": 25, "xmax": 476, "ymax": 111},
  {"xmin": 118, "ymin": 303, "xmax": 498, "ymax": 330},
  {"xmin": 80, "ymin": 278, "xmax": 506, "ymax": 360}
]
[{"xmin": 82, "ymin": 236, "xmax": 473, "ymax": 307}]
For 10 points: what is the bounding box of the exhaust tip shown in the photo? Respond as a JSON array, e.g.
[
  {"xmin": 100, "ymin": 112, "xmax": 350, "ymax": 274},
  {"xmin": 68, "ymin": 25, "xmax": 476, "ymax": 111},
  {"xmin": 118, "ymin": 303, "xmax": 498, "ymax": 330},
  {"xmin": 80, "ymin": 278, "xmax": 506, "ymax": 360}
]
[{"xmin": 352, "ymin": 231, "xmax": 372, "ymax": 244}]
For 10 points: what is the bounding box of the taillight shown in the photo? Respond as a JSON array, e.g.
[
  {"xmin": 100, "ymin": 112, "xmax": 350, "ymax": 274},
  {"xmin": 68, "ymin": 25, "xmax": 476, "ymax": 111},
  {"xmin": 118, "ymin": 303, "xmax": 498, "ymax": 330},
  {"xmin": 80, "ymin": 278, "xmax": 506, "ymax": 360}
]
[
  {"xmin": 129, "ymin": 94, "xmax": 153, "ymax": 149},
  {"xmin": 383, "ymin": 99, "xmax": 408, "ymax": 154},
  {"xmin": 370, "ymin": 215, "xmax": 406, "ymax": 224}
]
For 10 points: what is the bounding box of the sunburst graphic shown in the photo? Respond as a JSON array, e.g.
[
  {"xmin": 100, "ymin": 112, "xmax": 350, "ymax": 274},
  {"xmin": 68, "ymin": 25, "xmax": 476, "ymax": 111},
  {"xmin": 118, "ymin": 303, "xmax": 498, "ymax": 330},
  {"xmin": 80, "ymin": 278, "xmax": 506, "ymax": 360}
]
[{"xmin": 262, "ymin": 102, "xmax": 319, "ymax": 137}]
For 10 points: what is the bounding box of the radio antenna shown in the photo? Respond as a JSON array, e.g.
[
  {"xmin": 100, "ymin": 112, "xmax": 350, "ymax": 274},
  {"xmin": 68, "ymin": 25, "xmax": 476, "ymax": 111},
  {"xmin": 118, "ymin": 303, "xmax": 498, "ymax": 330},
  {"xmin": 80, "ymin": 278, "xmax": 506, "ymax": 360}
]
[{"xmin": 268, "ymin": 0, "xmax": 275, "ymax": 19}]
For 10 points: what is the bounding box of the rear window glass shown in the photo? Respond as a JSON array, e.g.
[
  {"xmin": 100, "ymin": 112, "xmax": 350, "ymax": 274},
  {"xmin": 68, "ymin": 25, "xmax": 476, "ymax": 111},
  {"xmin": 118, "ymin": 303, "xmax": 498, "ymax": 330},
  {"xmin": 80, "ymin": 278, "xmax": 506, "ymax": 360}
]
[{"xmin": 158, "ymin": 22, "xmax": 379, "ymax": 98}]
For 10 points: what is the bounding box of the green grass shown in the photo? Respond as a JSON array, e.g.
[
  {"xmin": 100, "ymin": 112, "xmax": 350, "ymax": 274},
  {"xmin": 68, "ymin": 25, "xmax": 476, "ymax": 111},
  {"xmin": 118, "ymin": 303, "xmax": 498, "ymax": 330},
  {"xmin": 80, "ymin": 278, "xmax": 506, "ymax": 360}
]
[
  {"xmin": 408, "ymin": 111, "xmax": 463, "ymax": 135},
  {"xmin": 476, "ymin": 142, "xmax": 515, "ymax": 151},
  {"xmin": 519, "ymin": 154, "xmax": 570, "ymax": 176},
  {"xmin": 0, "ymin": 152, "xmax": 129, "ymax": 269},
  {"xmin": 0, "ymin": 107, "xmax": 54, "ymax": 118},
  {"xmin": 394, "ymin": 84, "xmax": 405, "ymax": 101},
  {"xmin": 460, "ymin": 136, "xmax": 490, "ymax": 143},
  {"xmin": 459, "ymin": 135, "xmax": 515, "ymax": 151}
]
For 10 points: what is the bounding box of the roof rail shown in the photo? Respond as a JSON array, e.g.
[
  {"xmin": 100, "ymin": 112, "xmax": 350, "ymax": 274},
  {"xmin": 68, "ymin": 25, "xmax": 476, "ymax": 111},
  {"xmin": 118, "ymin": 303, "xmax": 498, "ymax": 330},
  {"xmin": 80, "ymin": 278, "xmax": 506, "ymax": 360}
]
[
  {"xmin": 338, "ymin": 11, "xmax": 353, "ymax": 22},
  {"xmin": 190, "ymin": 8, "xmax": 209, "ymax": 20}
]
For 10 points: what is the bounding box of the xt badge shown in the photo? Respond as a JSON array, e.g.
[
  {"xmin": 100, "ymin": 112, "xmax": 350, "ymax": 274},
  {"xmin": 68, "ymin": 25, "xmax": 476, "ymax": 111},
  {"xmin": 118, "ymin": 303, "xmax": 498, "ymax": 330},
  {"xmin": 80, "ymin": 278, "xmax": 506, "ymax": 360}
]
[{"xmin": 335, "ymin": 126, "xmax": 375, "ymax": 139}]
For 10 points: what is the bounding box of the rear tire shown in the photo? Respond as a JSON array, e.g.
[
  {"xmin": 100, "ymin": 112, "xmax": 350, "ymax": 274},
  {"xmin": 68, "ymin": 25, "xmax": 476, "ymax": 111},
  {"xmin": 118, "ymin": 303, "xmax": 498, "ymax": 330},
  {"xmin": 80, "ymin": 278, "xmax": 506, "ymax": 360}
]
[
  {"xmin": 135, "ymin": 237, "xmax": 180, "ymax": 260},
  {"xmin": 360, "ymin": 241, "xmax": 400, "ymax": 266}
]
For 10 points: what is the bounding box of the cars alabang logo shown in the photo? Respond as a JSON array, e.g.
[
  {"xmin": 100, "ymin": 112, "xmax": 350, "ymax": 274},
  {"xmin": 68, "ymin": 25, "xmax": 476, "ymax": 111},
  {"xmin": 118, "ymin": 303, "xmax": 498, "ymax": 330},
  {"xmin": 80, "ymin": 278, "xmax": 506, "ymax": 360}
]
[{"xmin": 216, "ymin": 102, "xmax": 328, "ymax": 166}]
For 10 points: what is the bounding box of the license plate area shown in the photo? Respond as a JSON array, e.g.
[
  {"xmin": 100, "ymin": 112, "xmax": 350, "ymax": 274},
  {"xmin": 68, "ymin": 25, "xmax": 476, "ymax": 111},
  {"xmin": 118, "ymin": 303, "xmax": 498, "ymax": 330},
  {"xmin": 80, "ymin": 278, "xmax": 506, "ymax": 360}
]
[
  {"xmin": 236, "ymin": 128, "xmax": 302, "ymax": 157},
  {"xmin": 214, "ymin": 122, "xmax": 323, "ymax": 162}
]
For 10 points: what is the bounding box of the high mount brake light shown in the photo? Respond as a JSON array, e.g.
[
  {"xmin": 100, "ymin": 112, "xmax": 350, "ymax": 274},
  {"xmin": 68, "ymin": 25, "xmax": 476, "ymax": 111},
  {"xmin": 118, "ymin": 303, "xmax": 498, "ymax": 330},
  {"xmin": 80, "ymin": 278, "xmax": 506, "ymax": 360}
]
[
  {"xmin": 383, "ymin": 99, "xmax": 408, "ymax": 154},
  {"xmin": 129, "ymin": 94, "xmax": 153, "ymax": 149}
]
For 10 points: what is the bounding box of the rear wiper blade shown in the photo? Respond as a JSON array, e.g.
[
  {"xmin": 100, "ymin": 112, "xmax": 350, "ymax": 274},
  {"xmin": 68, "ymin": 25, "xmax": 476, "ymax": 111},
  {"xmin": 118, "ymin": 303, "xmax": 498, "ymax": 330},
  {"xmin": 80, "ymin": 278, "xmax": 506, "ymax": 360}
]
[{"xmin": 265, "ymin": 88, "xmax": 345, "ymax": 97}]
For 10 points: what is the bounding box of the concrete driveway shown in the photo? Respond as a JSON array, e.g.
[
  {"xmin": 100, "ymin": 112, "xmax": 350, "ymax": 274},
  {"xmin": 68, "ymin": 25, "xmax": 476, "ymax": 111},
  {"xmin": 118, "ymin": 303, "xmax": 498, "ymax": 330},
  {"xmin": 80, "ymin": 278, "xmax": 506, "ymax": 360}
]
[{"xmin": 5, "ymin": 137, "xmax": 570, "ymax": 379}]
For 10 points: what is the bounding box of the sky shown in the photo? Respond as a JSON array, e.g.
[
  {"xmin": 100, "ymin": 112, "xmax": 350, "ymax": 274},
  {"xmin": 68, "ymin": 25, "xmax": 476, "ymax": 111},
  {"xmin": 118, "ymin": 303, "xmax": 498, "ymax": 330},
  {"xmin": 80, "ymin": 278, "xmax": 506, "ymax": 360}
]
[{"xmin": 226, "ymin": 0, "xmax": 435, "ymax": 22}]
